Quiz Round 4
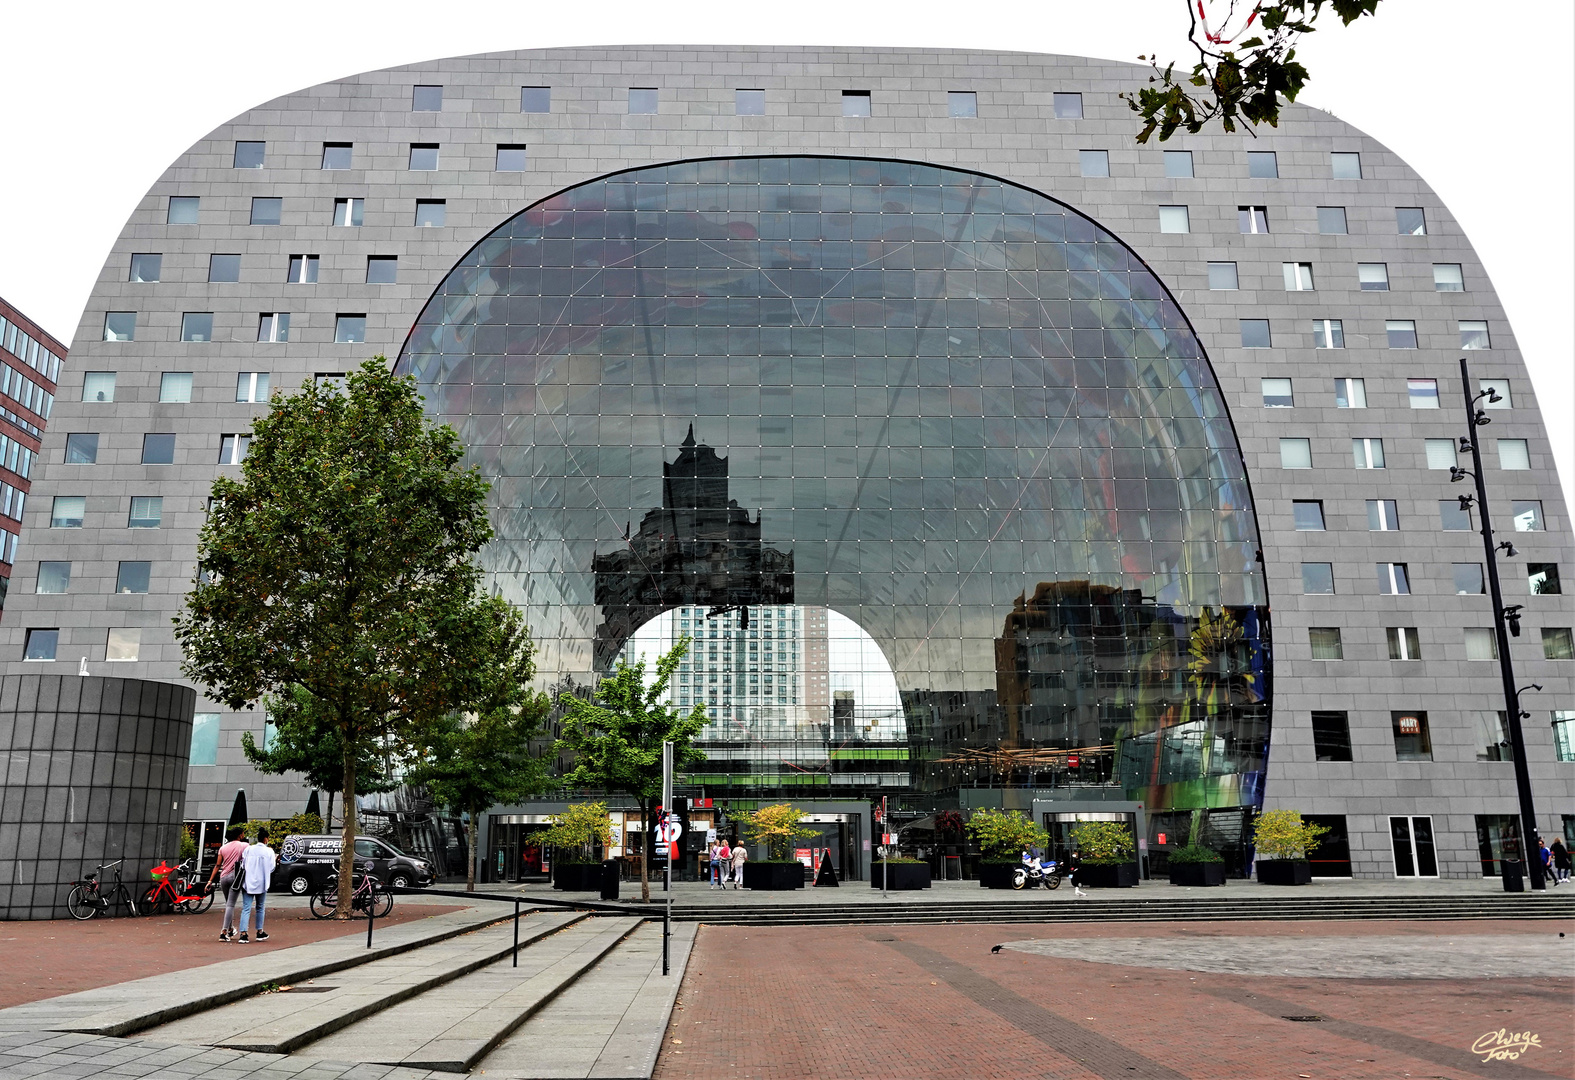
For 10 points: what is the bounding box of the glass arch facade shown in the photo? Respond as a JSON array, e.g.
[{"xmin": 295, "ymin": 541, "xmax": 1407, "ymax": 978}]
[{"xmin": 397, "ymin": 155, "xmax": 1271, "ymax": 817}]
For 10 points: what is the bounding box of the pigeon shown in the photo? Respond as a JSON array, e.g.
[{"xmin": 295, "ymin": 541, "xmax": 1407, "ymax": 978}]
[
  {"xmin": 1074, "ymin": 885, "xmax": 1087, "ymax": 897},
  {"xmin": 991, "ymin": 944, "xmax": 1004, "ymax": 953}
]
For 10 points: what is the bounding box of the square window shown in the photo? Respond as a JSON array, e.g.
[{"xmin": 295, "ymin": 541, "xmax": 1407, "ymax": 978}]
[
  {"xmin": 316, "ymin": 372, "xmax": 347, "ymax": 391},
  {"xmin": 1158, "ymin": 205, "xmax": 1190, "ymax": 233},
  {"xmin": 335, "ymin": 315, "xmax": 367, "ymax": 344},
  {"xmin": 1511, "ymin": 500, "xmax": 1544, "ymax": 532},
  {"xmin": 167, "ymin": 196, "xmax": 199, "ymax": 224},
  {"xmin": 409, "ymin": 144, "xmax": 439, "ymax": 170},
  {"xmin": 51, "ymin": 496, "xmax": 85, "ymax": 527},
  {"xmin": 82, "ymin": 371, "xmax": 116, "ymax": 403},
  {"xmin": 521, "ymin": 85, "xmax": 551, "ymax": 112},
  {"xmin": 1352, "ymin": 437, "xmax": 1385, "ymax": 468},
  {"xmin": 1316, "ymin": 206, "xmax": 1347, "ymax": 234},
  {"xmin": 1480, "ymin": 378, "xmax": 1512, "ymax": 408},
  {"xmin": 23, "ymin": 628, "xmax": 58, "ymax": 661},
  {"xmin": 1334, "ymin": 378, "xmax": 1365, "ymax": 408},
  {"xmin": 1293, "ymin": 501, "xmax": 1325, "ymax": 530},
  {"xmin": 257, "ymin": 313, "xmax": 289, "ymax": 343},
  {"xmin": 36, "ymin": 561, "xmax": 70, "ymax": 594},
  {"xmin": 115, "ymin": 561, "xmax": 151, "ymax": 594},
  {"xmin": 1459, "ymin": 320, "xmax": 1490, "ymax": 349},
  {"xmin": 188, "ymin": 712, "xmax": 219, "ymax": 763},
  {"xmin": 65, "ymin": 434, "xmax": 99, "ymax": 464},
  {"xmin": 1497, "ymin": 439, "xmax": 1530, "ymax": 470},
  {"xmin": 1206, "ymin": 261, "xmax": 1237, "ymax": 289},
  {"xmin": 1368, "ymin": 499, "xmax": 1400, "ymax": 531},
  {"xmin": 1396, "ymin": 207, "xmax": 1427, "ymax": 235},
  {"xmin": 218, "ymin": 434, "xmax": 250, "ymax": 465},
  {"xmin": 1407, "ymin": 378, "xmax": 1439, "ymax": 408},
  {"xmin": 1247, "ymin": 151, "xmax": 1278, "ymax": 178},
  {"xmin": 1240, "ymin": 319, "xmax": 1271, "ymax": 348},
  {"xmin": 841, "ymin": 90, "xmax": 870, "ymax": 117},
  {"xmin": 103, "ymin": 312, "xmax": 135, "ymax": 342},
  {"xmin": 1387, "ymin": 626, "xmax": 1422, "ymax": 660},
  {"xmin": 1079, "ymin": 150, "xmax": 1109, "ymax": 177},
  {"xmin": 366, "ymin": 257, "xmax": 398, "ymax": 284},
  {"xmin": 414, "ymin": 200, "xmax": 446, "ymax": 227},
  {"xmin": 128, "ymin": 253, "xmax": 162, "ymax": 282},
  {"xmin": 1475, "ymin": 710, "xmax": 1512, "ymax": 761},
  {"xmin": 333, "ymin": 198, "xmax": 364, "ymax": 227},
  {"xmin": 1557, "ymin": 713, "xmax": 1575, "ymax": 763},
  {"xmin": 1424, "ymin": 438, "xmax": 1457, "ymax": 470},
  {"xmin": 1464, "ymin": 628, "xmax": 1498, "ymax": 661},
  {"xmin": 128, "ymin": 496, "xmax": 162, "ymax": 528},
  {"xmin": 1391, "ymin": 711, "xmax": 1431, "ymax": 761},
  {"xmin": 180, "ymin": 312, "xmax": 213, "ymax": 342},
  {"xmin": 1439, "ymin": 499, "xmax": 1473, "ymax": 530},
  {"xmin": 1331, "ymin": 152, "xmax": 1362, "ymax": 179},
  {"xmin": 412, "ymin": 84, "xmax": 442, "ymax": 111},
  {"xmin": 1162, "ymin": 149, "xmax": 1193, "ymax": 177},
  {"xmin": 947, "ymin": 91, "xmax": 977, "ymax": 118},
  {"xmin": 236, "ymin": 372, "xmax": 270, "ymax": 402},
  {"xmin": 1283, "ymin": 262, "xmax": 1314, "ymax": 290},
  {"xmin": 1301, "ymin": 562, "xmax": 1334, "ymax": 594},
  {"xmin": 1313, "ymin": 319, "xmax": 1344, "ymax": 349},
  {"xmin": 1279, "ymin": 438, "xmax": 1312, "ymax": 469},
  {"xmin": 287, "ymin": 255, "xmax": 320, "ymax": 283},
  {"xmin": 1358, "ymin": 263, "xmax": 1389, "ymax": 290},
  {"xmin": 735, "ymin": 88, "xmax": 766, "ymax": 115},
  {"xmin": 1542, "ymin": 628, "xmax": 1574, "ymax": 661},
  {"xmin": 1052, "ymin": 92, "xmax": 1082, "ymax": 119},
  {"xmin": 321, "ymin": 142, "xmax": 352, "ymax": 170},
  {"xmin": 249, "ymin": 197, "xmax": 281, "ymax": 226},
  {"xmin": 154, "ymin": 371, "xmax": 192, "ymax": 404},
  {"xmin": 1377, "ymin": 562, "xmax": 1410, "ymax": 595},
  {"xmin": 1453, "ymin": 563, "xmax": 1485, "ymax": 594},
  {"xmin": 141, "ymin": 433, "xmax": 176, "ymax": 465},
  {"xmin": 1528, "ymin": 563, "xmax": 1561, "ymax": 595},
  {"xmin": 1385, "ymin": 320, "xmax": 1418, "ymax": 348},
  {"xmin": 1434, "ymin": 263, "xmax": 1464, "ymax": 291},
  {"xmin": 233, "ymin": 141, "xmax": 265, "ymax": 169},
  {"xmin": 1312, "ymin": 711, "xmax": 1352, "ymax": 761},
  {"xmin": 208, "ymin": 254, "xmax": 240, "ymax": 283},
  {"xmin": 1309, "ymin": 627, "xmax": 1343, "ymax": 660},
  {"xmin": 495, "ymin": 144, "xmax": 529, "ymax": 171},
  {"xmin": 1261, "ymin": 378, "xmax": 1293, "ymax": 407},
  {"xmin": 1238, "ymin": 205, "xmax": 1269, "ymax": 233},
  {"xmin": 106, "ymin": 628, "xmax": 141, "ymax": 663}
]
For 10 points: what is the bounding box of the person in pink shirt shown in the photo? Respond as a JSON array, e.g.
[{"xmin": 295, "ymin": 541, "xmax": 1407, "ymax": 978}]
[{"xmin": 206, "ymin": 827, "xmax": 248, "ymax": 942}]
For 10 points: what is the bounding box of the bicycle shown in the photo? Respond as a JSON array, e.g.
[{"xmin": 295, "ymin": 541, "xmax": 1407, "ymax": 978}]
[
  {"xmin": 65, "ymin": 860, "xmax": 141, "ymax": 920},
  {"xmin": 140, "ymin": 858, "xmax": 216, "ymax": 915},
  {"xmin": 309, "ymin": 862, "xmax": 392, "ymax": 920}
]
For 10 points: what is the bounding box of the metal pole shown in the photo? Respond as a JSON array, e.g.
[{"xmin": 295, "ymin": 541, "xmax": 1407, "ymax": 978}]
[
  {"xmin": 513, "ymin": 899, "xmax": 520, "ymax": 967},
  {"xmin": 1459, "ymin": 357, "xmax": 1544, "ymax": 889},
  {"xmin": 882, "ymin": 795, "xmax": 888, "ymax": 899},
  {"xmin": 367, "ymin": 886, "xmax": 374, "ymax": 949},
  {"xmin": 662, "ymin": 896, "xmax": 671, "ymax": 976},
  {"xmin": 662, "ymin": 741, "xmax": 673, "ymax": 893}
]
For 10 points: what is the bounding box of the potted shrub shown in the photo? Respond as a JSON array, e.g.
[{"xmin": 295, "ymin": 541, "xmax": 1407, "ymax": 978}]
[
  {"xmin": 1072, "ymin": 820, "xmax": 1139, "ymax": 888},
  {"xmin": 741, "ymin": 803, "xmax": 813, "ymax": 890},
  {"xmin": 1252, "ymin": 810, "xmax": 1328, "ymax": 886},
  {"xmin": 870, "ymin": 856, "xmax": 931, "ymax": 890},
  {"xmin": 1167, "ymin": 844, "xmax": 1226, "ymax": 887},
  {"xmin": 964, "ymin": 808, "xmax": 1048, "ymax": 888},
  {"xmin": 540, "ymin": 802, "xmax": 613, "ymax": 891}
]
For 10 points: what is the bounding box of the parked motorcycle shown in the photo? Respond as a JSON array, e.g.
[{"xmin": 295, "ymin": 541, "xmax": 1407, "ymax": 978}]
[{"xmin": 1012, "ymin": 858, "xmax": 1063, "ymax": 890}]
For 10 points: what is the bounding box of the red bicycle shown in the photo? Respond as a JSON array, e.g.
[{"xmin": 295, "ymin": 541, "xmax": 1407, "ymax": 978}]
[{"xmin": 140, "ymin": 858, "xmax": 216, "ymax": 914}]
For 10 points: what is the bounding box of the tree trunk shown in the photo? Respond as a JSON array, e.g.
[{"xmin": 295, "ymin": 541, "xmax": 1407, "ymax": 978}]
[
  {"xmin": 639, "ymin": 798, "xmax": 650, "ymax": 903},
  {"xmin": 466, "ymin": 807, "xmax": 479, "ymax": 892},
  {"xmin": 325, "ymin": 789, "xmax": 337, "ymax": 832},
  {"xmin": 336, "ymin": 742, "xmax": 358, "ymax": 919}
]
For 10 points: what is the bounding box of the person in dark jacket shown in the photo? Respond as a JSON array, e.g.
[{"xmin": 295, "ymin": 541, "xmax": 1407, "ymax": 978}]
[{"xmin": 1547, "ymin": 837, "xmax": 1569, "ymax": 885}]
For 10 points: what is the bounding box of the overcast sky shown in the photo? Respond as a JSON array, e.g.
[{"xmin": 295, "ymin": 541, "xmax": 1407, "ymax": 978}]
[{"xmin": 4, "ymin": 0, "xmax": 1569, "ymax": 507}]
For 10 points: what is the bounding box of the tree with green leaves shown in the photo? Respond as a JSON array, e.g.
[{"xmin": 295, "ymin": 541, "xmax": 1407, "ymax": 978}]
[
  {"xmin": 554, "ymin": 640, "xmax": 707, "ymax": 902},
  {"xmin": 176, "ymin": 358, "xmax": 504, "ymax": 917},
  {"xmin": 1122, "ymin": 0, "xmax": 1382, "ymax": 143},
  {"xmin": 405, "ymin": 599, "xmax": 552, "ymax": 890}
]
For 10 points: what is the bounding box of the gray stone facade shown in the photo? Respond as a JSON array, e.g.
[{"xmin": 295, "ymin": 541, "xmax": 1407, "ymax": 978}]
[{"xmin": 3, "ymin": 46, "xmax": 1568, "ymax": 877}]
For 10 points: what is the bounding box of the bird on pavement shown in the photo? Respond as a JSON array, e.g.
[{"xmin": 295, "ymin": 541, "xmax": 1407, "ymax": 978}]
[{"xmin": 991, "ymin": 944, "xmax": 1004, "ymax": 953}]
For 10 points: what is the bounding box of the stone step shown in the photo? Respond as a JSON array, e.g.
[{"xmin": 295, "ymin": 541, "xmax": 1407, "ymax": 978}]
[
  {"xmin": 140, "ymin": 911, "xmax": 587, "ymax": 1054},
  {"xmin": 297, "ymin": 916, "xmax": 644, "ymax": 1072}
]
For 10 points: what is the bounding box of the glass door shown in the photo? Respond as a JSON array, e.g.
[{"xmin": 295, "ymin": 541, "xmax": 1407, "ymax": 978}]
[{"xmin": 1390, "ymin": 815, "xmax": 1438, "ymax": 877}]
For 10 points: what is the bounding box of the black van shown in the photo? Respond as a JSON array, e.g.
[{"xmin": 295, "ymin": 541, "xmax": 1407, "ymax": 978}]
[{"xmin": 274, "ymin": 834, "xmax": 436, "ymax": 894}]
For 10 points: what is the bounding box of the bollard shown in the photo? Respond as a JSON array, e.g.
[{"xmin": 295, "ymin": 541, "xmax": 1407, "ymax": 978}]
[
  {"xmin": 662, "ymin": 896, "xmax": 670, "ymax": 976},
  {"xmin": 366, "ymin": 887, "xmax": 375, "ymax": 949},
  {"xmin": 513, "ymin": 899, "xmax": 520, "ymax": 967}
]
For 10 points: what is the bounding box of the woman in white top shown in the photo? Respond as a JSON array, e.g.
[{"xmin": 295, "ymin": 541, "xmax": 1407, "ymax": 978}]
[{"xmin": 730, "ymin": 842, "xmax": 748, "ymax": 890}]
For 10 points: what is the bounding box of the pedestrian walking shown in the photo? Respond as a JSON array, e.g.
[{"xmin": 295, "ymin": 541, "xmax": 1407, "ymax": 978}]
[
  {"xmin": 236, "ymin": 827, "xmax": 277, "ymax": 944},
  {"xmin": 1551, "ymin": 837, "xmax": 1571, "ymax": 885},
  {"xmin": 715, "ymin": 839, "xmax": 731, "ymax": 886},
  {"xmin": 1536, "ymin": 839, "xmax": 1553, "ymax": 883},
  {"xmin": 705, "ymin": 841, "xmax": 720, "ymax": 888},
  {"xmin": 207, "ymin": 826, "xmax": 248, "ymax": 941},
  {"xmin": 730, "ymin": 840, "xmax": 747, "ymax": 889}
]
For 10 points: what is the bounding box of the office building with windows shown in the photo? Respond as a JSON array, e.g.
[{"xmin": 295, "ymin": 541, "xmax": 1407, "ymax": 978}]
[
  {"xmin": 0, "ymin": 297, "xmax": 63, "ymax": 611},
  {"xmin": 2, "ymin": 46, "xmax": 1570, "ymax": 894}
]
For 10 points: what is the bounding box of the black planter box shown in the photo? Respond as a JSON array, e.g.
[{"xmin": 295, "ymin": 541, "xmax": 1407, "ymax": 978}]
[
  {"xmin": 870, "ymin": 863, "xmax": 931, "ymax": 890},
  {"xmin": 1256, "ymin": 859, "xmax": 1312, "ymax": 886},
  {"xmin": 977, "ymin": 862, "xmax": 1019, "ymax": 889},
  {"xmin": 1078, "ymin": 862, "xmax": 1140, "ymax": 888},
  {"xmin": 1168, "ymin": 861, "xmax": 1226, "ymax": 887},
  {"xmin": 552, "ymin": 863, "xmax": 600, "ymax": 891},
  {"xmin": 743, "ymin": 861, "xmax": 805, "ymax": 891}
]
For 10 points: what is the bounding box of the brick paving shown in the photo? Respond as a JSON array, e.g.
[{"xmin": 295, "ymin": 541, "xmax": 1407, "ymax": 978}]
[
  {"xmin": 0, "ymin": 900, "xmax": 464, "ymax": 1009},
  {"xmin": 657, "ymin": 919, "xmax": 1575, "ymax": 1080}
]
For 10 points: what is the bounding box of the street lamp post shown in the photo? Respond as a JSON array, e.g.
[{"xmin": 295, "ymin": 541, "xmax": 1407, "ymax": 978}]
[{"xmin": 1453, "ymin": 357, "xmax": 1544, "ymax": 890}]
